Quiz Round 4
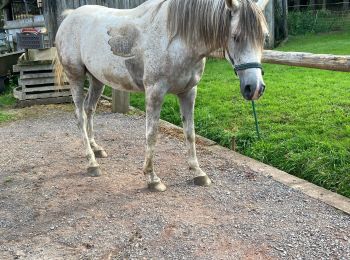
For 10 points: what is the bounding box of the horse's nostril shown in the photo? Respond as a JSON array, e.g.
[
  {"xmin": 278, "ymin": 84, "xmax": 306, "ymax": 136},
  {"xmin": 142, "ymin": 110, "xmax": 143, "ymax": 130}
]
[
  {"xmin": 259, "ymin": 84, "xmax": 265, "ymax": 96},
  {"xmin": 244, "ymin": 84, "xmax": 252, "ymax": 98}
]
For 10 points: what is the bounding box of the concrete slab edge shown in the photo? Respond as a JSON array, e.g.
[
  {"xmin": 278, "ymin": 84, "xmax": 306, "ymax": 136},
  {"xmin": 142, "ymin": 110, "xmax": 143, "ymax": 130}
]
[{"xmin": 159, "ymin": 119, "xmax": 350, "ymax": 215}]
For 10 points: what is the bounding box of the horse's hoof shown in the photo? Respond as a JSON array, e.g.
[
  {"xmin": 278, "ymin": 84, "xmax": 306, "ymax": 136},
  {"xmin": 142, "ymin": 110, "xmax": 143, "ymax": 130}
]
[
  {"xmin": 194, "ymin": 175, "xmax": 212, "ymax": 186},
  {"xmin": 87, "ymin": 166, "xmax": 102, "ymax": 177},
  {"xmin": 148, "ymin": 181, "xmax": 167, "ymax": 192},
  {"xmin": 94, "ymin": 150, "xmax": 108, "ymax": 158}
]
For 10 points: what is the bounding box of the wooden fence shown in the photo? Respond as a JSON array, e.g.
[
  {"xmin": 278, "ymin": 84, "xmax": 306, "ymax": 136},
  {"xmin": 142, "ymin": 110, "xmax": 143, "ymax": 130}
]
[
  {"xmin": 262, "ymin": 50, "xmax": 350, "ymax": 72},
  {"xmin": 211, "ymin": 50, "xmax": 350, "ymax": 72}
]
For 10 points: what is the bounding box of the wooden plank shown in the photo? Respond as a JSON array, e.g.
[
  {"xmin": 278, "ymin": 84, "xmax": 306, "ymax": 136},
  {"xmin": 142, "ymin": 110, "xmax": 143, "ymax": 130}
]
[
  {"xmin": 20, "ymin": 77, "xmax": 55, "ymax": 86},
  {"xmin": 16, "ymin": 96, "xmax": 73, "ymax": 108},
  {"xmin": 14, "ymin": 64, "xmax": 53, "ymax": 72},
  {"xmin": 18, "ymin": 60, "xmax": 53, "ymax": 66},
  {"xmin": 25, "ymin": 91, "xmax": 72, "ymax": 100},
  {"xmin": 22, "ymin": 85, "xmax": 71, "ymax": 93},
  {"xmin": 112, "ymin": 89, "xmax": 129, "ymax": 113},
  {"xmin": 262, "ymin": 50, "xmax": 350, "ymax": 72},
  {"xmin": 20, "ymin": 72, "xmax": 55, "ymax": 79}
]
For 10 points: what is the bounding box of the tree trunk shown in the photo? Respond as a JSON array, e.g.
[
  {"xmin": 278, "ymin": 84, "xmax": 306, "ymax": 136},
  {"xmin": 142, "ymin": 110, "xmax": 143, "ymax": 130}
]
[
  {"xmin": 344, "ymin": 0, "xmax": 349, "ymax": 10},
  {"xmin": 264, "ymin": 0, "xmax": 275, "ymax": 48}
]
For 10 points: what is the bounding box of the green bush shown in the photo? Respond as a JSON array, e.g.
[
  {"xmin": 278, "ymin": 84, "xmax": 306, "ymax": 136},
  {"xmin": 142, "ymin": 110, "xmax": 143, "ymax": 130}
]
[{"xmin": 288, "ymin": 10, "xmax": 346, "ymax": 35}]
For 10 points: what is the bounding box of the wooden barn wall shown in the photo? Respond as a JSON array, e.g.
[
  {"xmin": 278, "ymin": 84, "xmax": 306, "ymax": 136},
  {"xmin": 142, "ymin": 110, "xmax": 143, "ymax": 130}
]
[
  {"xmin": 57, "ymin": 0, "xmax": 146, "ymax": 9},
  {"xmin": 43, "ymin": 0, "xmax": 147, "ymax": 46}
]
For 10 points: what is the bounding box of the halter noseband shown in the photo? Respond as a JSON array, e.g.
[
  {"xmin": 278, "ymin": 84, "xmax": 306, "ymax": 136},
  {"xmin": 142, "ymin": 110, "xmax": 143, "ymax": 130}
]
[{"xmin": 226, "ymin": 50, "xmax": 264, "ymax": 76}]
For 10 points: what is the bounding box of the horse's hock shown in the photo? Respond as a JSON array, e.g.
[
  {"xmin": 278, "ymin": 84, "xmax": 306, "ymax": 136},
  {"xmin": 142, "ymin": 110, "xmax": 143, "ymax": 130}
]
[{"xmin": 13, "ymin": 48, "xmax": 72, "ymax": 107}]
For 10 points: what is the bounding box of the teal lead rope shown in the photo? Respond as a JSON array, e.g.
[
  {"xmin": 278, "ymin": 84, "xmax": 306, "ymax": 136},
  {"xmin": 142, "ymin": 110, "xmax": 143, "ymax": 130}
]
[{"xmin": 251, "ymin": 101, "xmax": 261, "ymax": 139}]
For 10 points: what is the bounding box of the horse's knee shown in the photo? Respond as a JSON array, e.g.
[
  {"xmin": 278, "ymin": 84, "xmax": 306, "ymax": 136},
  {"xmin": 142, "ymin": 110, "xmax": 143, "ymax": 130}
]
[{"xmin": 84, "ymin": 107, "xmax": 95, "ymax": 117}]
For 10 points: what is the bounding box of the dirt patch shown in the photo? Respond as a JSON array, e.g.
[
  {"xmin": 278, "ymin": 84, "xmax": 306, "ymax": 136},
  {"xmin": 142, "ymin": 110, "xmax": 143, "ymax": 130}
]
[{"xmin": 0, "ymin": 104, "xmax": 349, "ymax": 259}]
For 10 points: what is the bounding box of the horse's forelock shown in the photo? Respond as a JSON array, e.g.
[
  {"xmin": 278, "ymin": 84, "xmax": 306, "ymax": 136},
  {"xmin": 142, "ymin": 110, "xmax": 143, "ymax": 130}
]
[
  {"xmin": 167, "ymin": 0, "xmax": 231, "ymax": 50},
  {"xmin": 234, "ymin": 0, "xmax": 267, "ymax": 51},
  {"xmin": 167, "ymin": 0, "xmax": 267, "ymax": 51}
]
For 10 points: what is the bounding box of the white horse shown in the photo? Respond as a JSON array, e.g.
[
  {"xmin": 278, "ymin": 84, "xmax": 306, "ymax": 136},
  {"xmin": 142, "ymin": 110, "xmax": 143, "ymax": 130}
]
[{"xmin": 54, "ymin": 0, "xmax": 269, "ymax": 192}]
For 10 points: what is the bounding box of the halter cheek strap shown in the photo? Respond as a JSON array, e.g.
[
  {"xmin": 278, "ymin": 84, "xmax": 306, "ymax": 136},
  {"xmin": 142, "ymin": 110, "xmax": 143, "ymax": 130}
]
[{"xmin": 226, "ymin": 50, "xmax": 264, "ymax": 76}]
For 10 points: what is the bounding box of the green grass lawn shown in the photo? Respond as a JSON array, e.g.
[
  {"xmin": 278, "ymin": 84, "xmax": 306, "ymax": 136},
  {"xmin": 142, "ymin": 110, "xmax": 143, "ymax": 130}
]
[
  {"xmin": 0, "ymin": 79, "xmax": 16, "ymax": 123},
  {"xmin": 126, "ymin": 31, "xmax": 350, "ymax": 197}
]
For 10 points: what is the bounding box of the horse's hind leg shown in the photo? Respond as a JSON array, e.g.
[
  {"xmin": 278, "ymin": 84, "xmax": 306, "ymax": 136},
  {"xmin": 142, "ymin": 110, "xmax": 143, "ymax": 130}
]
[
  {"xmin": 178, "ymin": 87, "xmax": 212, "ymax": 186},
  {"xmin": 85, "ymin": 74, "xmax": 107, "ymax": 158},
  {"xmin": 69, "ymin": 75, "xmax": 102, "ymax": 177}
]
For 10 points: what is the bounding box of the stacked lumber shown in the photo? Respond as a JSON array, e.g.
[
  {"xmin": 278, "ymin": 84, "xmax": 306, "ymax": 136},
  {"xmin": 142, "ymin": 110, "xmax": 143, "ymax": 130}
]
[{"xmin": 13, "ymin": 60, "xmax": 71, "ymax": 107}]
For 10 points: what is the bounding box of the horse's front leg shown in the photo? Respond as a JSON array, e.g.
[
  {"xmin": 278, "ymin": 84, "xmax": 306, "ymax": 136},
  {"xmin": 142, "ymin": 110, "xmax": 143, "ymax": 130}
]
[
  {"xmin": 178, "ymin": 87, "xmax": 212, "ymax": 186},
  {"xmin": 143, "ymin": 84, "xmax": 167, "ymax": 192}
]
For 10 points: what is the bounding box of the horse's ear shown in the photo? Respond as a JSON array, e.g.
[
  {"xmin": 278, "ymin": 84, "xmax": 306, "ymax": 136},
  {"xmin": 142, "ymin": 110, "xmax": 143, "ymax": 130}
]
[
  {"xmin": 256, "ymin": 0, "xmax": 270, "ymax": 10},
  {"xmin": 225, "ymin": 0, "xmax": 240, "ymax": 11}
]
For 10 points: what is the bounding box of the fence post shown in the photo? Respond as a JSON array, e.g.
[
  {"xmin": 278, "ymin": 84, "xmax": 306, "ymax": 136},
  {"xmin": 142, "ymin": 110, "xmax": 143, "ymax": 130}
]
[
  {"xmin": 112, "ymin": 89, "xmax": 130, "ymax": 114},
  {"xmin": 264, "ymin": 0, "xmax": 275, "ymax": 48},
  {"xmin": 294, "ymin": 0, "xmax": 300, "ymax": 10},
  {"xmin": 309, "ymin": 0, "xmax": 315, "ymax": 10}
]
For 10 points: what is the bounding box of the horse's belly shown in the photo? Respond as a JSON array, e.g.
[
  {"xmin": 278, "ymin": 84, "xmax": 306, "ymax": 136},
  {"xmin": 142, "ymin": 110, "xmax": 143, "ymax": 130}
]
[{"xmin": 84, "ymin": 56, "xmax": 145, "ymax": 92}]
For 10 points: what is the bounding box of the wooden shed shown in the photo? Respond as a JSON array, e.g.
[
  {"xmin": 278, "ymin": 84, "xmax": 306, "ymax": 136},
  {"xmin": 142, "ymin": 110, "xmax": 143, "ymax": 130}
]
[
  {"xmin": 0, "ymin": 0, "xmax": 47, "ymax": 50},
  {"xmin": 43, "ymin": 0, "xmax": 147, "ymax": 47}
]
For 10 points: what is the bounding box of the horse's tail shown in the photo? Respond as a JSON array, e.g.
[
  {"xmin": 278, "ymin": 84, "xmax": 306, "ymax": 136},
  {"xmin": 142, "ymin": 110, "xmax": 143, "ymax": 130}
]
[
  {"xmin": 53, "ymin": 49, "xmax": 67, "ymax": 89},
  {"xmin": 53, "ymin": 9, "xmax": 74, "ymax": 89}
]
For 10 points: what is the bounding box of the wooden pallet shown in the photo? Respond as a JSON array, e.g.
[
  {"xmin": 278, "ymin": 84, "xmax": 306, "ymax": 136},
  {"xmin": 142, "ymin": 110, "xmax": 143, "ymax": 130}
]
[{"xmin": 13, "ymin": 61, "xmax": 71, "ymax": 104}]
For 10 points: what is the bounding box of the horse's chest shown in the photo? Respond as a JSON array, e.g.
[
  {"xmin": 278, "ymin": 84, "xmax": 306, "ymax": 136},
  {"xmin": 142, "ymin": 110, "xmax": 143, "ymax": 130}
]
[{"xmin": 168, "ymin": 60, "xmax": 205, "ymax": 94}]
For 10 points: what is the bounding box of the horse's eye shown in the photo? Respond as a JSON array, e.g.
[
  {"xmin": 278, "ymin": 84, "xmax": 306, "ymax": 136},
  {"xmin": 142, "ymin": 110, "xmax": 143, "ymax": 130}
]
[{"xmin": 233, "ymin": 35, "xmax": 240, "ymax": 42}]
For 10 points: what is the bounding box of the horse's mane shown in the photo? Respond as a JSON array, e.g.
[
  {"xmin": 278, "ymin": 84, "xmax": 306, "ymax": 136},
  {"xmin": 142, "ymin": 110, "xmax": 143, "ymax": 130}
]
[{"xmin": 166, "ymin": 0, "xmax": 266, "ymax": 51}]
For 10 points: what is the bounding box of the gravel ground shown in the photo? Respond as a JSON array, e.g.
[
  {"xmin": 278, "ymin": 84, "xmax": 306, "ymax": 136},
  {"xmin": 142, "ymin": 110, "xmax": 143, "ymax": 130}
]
[{"xmin": 0, "ymin": 104, "xmax": 349, "ymax": 260}]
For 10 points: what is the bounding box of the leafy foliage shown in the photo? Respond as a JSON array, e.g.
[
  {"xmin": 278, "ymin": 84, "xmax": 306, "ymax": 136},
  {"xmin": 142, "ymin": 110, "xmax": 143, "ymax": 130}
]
[
  {"xmin": 0, "ymin": 76, "xmax": 17, "ymax": 123},
  {"xmin": 288, "ymin": 10, "xmax": 349, "ymax": 35}
]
